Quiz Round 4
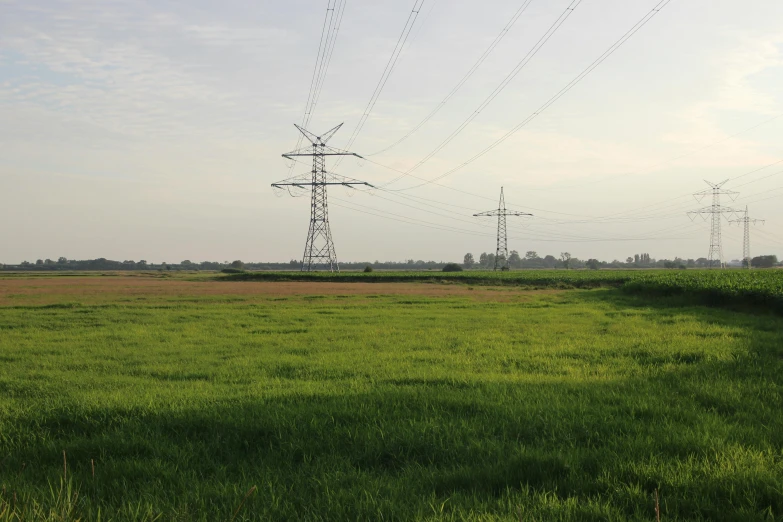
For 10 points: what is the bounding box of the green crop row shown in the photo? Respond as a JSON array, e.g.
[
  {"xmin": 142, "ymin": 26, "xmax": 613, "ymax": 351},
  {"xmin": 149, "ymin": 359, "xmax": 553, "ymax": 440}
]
[{"xmin": 224, "ymin": 269, "xmax": 783, "ymax": 312}]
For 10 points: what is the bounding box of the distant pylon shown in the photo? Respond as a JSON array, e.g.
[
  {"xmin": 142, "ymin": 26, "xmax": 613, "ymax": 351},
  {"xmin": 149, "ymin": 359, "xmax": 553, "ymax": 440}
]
[
  {"xmin": 687, "ymin": 180, "xmax": 740, "ymax": 269},
  {"xmin": 729, "ymin": 206, "xmax": 764, "ymax": 269},
  {"xmin": 474, "ymin": 187, "xmax": 532, "ymax": 271},
  {"xmin": 272, "ymin": 124, "xmax": 373, "ymax": 272}
]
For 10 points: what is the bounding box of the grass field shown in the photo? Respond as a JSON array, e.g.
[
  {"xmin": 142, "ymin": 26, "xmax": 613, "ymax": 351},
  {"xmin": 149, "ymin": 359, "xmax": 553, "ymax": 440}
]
[{"xmin": 1, "ymin": 272, "xmax": 782, "ymax": 521}]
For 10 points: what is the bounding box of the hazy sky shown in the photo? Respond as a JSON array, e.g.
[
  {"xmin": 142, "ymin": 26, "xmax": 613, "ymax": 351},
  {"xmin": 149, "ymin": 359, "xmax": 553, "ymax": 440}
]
[{"xmin": 1, "ymin": 0, "xmax": 782, "ymax": 264}]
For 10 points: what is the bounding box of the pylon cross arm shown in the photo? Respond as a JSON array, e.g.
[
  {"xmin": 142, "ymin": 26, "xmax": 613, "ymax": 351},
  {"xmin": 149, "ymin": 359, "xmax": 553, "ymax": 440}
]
[
  {"xmin": 283, "ymin": 152, "xmax": 361, "ymax": 158},
  {"xmin": 272, "ymin": 181, "xmax": 372, "ymax": 188}
]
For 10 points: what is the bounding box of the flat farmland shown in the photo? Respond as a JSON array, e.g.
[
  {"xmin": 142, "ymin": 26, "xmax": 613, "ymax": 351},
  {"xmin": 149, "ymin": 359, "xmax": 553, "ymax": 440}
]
[{"xmin": 1, "ymin": 273, "xmax": 782, "ymax": 521}]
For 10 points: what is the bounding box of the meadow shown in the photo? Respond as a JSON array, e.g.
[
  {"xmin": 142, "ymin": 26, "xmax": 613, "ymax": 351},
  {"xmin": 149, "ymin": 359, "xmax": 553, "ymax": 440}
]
[{"xmin": 0, "ymin": 271, "xmax": 782, "ymax": 521}]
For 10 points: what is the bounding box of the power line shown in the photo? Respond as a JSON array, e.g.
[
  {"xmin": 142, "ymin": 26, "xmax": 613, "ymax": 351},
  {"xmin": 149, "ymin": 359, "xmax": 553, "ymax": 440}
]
[
  {"xmin": 332, "ymin": 190, "xmax": 703, "ymax": 243},
  {"xmin": 285, "ymin": 0, "xmax": 347, "ymax": 177},
  {"xmin": 308, "ymin": 0, "xmax": 349, "ymax": 120},
  {"xmin": 335, "ymin": 0, "xmax": 426, "ymax": 164},
  {"xmin": 367, "ymin": 0, "xmax": 537, "ymax": 156},
  {"xmin": 544, "ymin": 113, "xmax": 783, "ymax": 190},
  {"xmin": 380, "ymin": 0, "xmax": 584, "ymax": 184},
  {"xmin": 390, "ymin": 0, "xmax": 674, "ymax": 190}
]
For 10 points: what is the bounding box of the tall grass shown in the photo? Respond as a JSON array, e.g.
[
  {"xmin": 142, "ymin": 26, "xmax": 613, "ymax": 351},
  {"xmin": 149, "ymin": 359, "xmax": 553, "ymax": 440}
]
[{"xmin": 1, "ymin": 284, "xmax": 782, "ymax": 519}]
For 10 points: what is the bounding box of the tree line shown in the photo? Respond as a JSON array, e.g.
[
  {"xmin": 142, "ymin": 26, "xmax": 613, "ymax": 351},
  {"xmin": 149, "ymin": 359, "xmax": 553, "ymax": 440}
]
[
  {"xmin": 462, "ymin": 251, "xmax": 780, "ymax": 270},
  {"xmin": 0, "ymin": 258, "xmax": 457, "ymax": 271},
  {"xmin": 2, "ymin": 253, "xmax": 779, "ymax": 272}
]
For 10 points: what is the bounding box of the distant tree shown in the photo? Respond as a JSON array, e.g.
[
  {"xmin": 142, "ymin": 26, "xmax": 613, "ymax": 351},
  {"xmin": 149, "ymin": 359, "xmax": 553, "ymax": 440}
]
[
  {"xmin": 663, "ymin": 261, "xmax": 677, "ymax": 269},
  {"xmin": 44, "ymin": 259, "xmax": 54, "ymax": 266},
  {"xmin": 181, "ymin": 260, "xmax": 193, "ymax": 266},
  {"xmin": 525, "ymin": 251, "xmax": 539, "ymax": 260},
  {"xmin": 542, "ymin": 255, "xmax": 557, "ymax": 268},
  {"xmin": 560, "ymin": 252, "xmax": 572, "ymax": 269},
  {"xmin": 626, "ymin": 257, "xmax": 634, "ymax": 264},
  {"xmin": 479, "ymin": 252, "xmax": 495, "ymax": 268},
  {"xmin": 751, "ymin": 255, "xmax": 778, "ymax": 268},
  {"xmin": 21, "ymin": 261, "xmax": 32, "ymax": 267},
  {"xmin": 363, "ymin": 265, "xmax": 373, "ymax": 273},
  {"xmin": 57, "ymin": 257, "xmax": 68, "ymax": 264},
  {"xmin": 463, "ymin": 253, "xmax": 475, "ymax": 268},
  {"xmin": 508, "ymin": 250, "xmax": 522, "ymax": 268},
  {"xmin": 442, "ymin": 263, "xmax": 463, "ymax": 272},
  {"xmin": 586, "ymin": 259, "xmax": 600, "ymax": 270},
  {"xmin": 230, "ymin": 260, "xmax": 244, "ymax": 269},
  {"xmin": 35, "ymin": 259, "xmax": 44, "ymax": 265}
]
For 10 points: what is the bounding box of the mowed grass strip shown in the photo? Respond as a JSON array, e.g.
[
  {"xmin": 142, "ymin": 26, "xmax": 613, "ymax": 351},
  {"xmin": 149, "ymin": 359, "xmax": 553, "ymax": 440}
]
[{"xmin": 0, "ymin": 278, "xmax": 782, "ymax": 521}]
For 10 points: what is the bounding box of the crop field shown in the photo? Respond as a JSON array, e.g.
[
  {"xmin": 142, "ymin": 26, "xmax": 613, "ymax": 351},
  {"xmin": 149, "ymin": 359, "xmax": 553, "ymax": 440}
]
[{"xmin": 1, "ymin": 271, "xmax": 782, "ymax": 521}]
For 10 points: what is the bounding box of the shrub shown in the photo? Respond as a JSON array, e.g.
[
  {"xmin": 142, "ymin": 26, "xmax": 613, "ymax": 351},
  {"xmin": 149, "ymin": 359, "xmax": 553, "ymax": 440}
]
[
  {"xmin": 221, "ymin": 268, "xmax": 246, "ymax": 274},
  {"xmin": 442, "ymin": 263, "xmax": 463, "ymax": 272},
  {"xmin": 363, "ymin": 266, "xmax": 373, "ymax": 273}
]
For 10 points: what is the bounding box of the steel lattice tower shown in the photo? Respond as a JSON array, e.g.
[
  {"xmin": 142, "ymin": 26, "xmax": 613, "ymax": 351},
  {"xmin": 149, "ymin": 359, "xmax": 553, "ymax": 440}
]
[
  {"xmin": 729, "ymin": 206, "xmax": 764, "ymax": 269},
  {"xmin": 474, "ymin": 187, "xmax": 532, "ymax": 271},
  {"xmin": 687, "ymin": 180, "xmax": 739, "ymax": 269},
  {"xmin": 272, "ymin": 124, "xmax": 372, "ymax": 272}
]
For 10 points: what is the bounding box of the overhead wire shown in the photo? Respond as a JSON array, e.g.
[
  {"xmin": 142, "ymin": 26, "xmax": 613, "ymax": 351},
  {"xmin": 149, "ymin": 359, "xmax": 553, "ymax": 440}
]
[
  {"xmin": 335, "ymin": 0, "xmax": 426, "ymax": 166},
  {"xmin": 387, "ymin": 0, "xmax": 674, "ymax": 190},
  {"xmin": 545, "ymin": 113, "xmax": 783, "ymax": 191},
  {"xmin": 309, "ymin": 0, "xmax": 349, "ymax": 119},
  {"xmin": 367, "ymin": 0, "xmax": 537, "ymax": 156},
  {"xmin": 285, "ymin": 0, "xmax": 346, "ymax": 176},
  {"xmin": 379, "ymin": 0, "xmax": 584, "ymax": 184}
]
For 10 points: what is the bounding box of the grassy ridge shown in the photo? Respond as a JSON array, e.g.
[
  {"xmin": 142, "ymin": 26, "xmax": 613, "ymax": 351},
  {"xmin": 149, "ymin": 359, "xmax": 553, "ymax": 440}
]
[
  {"xmin": 225, "ymin": 269, "xmax": 783, "ymax": 313},
  {"xmin": 1, "ymin": 283, "xmax": 782, "ymax": 520}
]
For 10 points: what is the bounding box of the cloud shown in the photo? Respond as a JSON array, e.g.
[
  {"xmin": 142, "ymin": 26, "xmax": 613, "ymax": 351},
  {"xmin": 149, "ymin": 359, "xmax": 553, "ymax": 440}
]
[{"xmin": 661, "ymin": 32, "xmax": 783, "ymax": 167}]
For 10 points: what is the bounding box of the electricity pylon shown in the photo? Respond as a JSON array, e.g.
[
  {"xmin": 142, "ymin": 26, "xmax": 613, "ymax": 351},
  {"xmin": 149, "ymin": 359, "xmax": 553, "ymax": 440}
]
[
  {"xmin": 687, "ymin": 180, "xmax": 740, "ymax": 269},
  {"xmin": 272, "ymin": 123, "xmax": 372, "ymax": 272},
  {"xmin": 474, "ymin": 187, "xmax": 532, "ymax": 271},
  {"xmin": 729, "ymin": 206, "xmax": 764, "ymax": 269}
]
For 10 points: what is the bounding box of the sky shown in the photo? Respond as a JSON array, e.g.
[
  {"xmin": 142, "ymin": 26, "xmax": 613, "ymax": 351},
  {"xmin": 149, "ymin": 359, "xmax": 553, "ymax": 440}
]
[{"xmin": 1, "ymin": 0, "xmax": 782, "ymax": 264}]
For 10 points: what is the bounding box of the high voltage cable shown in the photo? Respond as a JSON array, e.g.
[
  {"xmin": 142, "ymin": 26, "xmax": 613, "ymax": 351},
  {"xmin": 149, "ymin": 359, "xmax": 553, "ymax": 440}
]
[
  {"xmin": 752, "ymin": 228, "xmax": 783, "ymax": 248},
  {"xmin": 548, "ymin": 157, "xmax": 783, "ymax": 225},
  {"xmin": 547, "ymin": 113, "xmax": 783, "ymax": 190},
  {"xmin": 334, "ymin": 194, "xmax": 702, "ymax": 242},
  {"xmin": 334, "ymin": 188, "xmax": 703, "ymax": 243},
  {"xmin": 283, "ymin": 150, "xmax": 779, "ymax": 233},
  {"xmin": 380, "ymin": 0, "xmax": 583, "ymax": 184},
  {"xmin": 309, "ymin": 0, "xmax": 348, "ymax": 119},
  {"xmin": 367, "ymin": 0, "xmax": 537, "ymax": 157},
  {"xmin": 389, "ymin": 0, "xmax": 674, "ymax": 190},
  {"xmin": 286, "ymin": 0, "xmax": 346, "ymax": 176},
  {"xmin": 335, "ymin": 0, "xmax": 426, "ymax": 166},
  {"xmin": 335, "ymin": 181, "xmax": 703, "ymax": 242}
]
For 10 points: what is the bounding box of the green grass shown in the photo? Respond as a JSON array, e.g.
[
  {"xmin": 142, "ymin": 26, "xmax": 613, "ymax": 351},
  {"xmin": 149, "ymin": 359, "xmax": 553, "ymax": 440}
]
[{"xmin": 1, "ymin": 280, "xmax": 782, "ymax": 520}]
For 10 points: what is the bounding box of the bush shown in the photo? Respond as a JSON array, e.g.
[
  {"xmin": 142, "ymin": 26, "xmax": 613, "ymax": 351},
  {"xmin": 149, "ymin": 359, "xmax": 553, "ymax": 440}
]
[
  {"xmin": 363, "ymin": 266, "xmax": 373, "ymax": 273},
  {"xmin": 442, "ymin": 263, "xmax": 463, "ymax": 272}
]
